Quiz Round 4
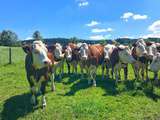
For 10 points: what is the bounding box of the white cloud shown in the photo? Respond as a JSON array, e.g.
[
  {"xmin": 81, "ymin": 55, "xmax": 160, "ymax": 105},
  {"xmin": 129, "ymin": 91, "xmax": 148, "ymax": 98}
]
[
  {"xmin": 25, "ymin": 37, "xmax": 32, "ymax": 40},
  {"xmin": 121, "ymin": 12, "xmax": 148, "ymax": 21},
  {"xmin": 77, "ymin": 0, "xmax": 89, "ymax": 7},
  {"xmin": 141, "ymin": 32, "xmax": 160, "ymax": 39},
  {"xmin": 91, "ymin": 28, "xmax": 113, "ymax": 33},
  {"xmin": 89, "ymin": 34, "xmax": 111, "ymax": 40},
  {"xmin": 121, "ymin": 12, "xmax": 134, "ymax": 19},
  {"xmin": 120, "ymin": 36, "xmax": 134, "ymax": 39},
  {"xmin": 79, "ymin": 1, "xmax": 89, "ymax": 7},
  {"xmin": 86, "ymin": 20, "xmax": 100, "ymax": 27},
  {"xmin": 133, "ymin": 14, "xmax": 148, "ymax": 20},
  {"xmin": 148, "ymin": 20, "xmax": 160, "ymax": 33}
]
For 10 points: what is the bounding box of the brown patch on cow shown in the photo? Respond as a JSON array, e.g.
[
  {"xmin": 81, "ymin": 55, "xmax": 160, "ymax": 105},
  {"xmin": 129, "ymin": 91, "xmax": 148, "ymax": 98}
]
[
  {"xmin": 88, "ymin": 44, "xmax": 104, "ymax": 66},
  {"xmin": 146, "ymin": 42, "xmax": 153, "ymax": 46},
  {"xmin": 47, "ymin": 45, "xmax": 56, "ymax": 53}
]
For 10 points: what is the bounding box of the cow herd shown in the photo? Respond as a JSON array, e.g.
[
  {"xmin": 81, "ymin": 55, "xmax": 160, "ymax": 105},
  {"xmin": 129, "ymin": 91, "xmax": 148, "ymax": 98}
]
[{"xmin": 22, "ymin": 39, "xmax": 160, "ymax": 108}]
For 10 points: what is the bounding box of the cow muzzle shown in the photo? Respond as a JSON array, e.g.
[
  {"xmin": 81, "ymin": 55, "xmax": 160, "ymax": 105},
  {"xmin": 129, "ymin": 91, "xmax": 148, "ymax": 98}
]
[{"xmin": 44, "ymin": 60, "xmax": 52, "ymax": 66}]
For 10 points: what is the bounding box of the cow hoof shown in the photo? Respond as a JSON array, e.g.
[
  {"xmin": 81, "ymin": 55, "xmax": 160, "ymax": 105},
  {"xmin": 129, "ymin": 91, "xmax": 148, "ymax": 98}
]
[
  {"xmin": 51, "ymin": 86, "xmax": 56, "ymax": 92},
  {"xmin": 93, "ymin": 83, "xmax": 96, "ymax": 87},
  {"xmin": 106, "ymin": 76, "xmax": 109, "ymax": 80}
]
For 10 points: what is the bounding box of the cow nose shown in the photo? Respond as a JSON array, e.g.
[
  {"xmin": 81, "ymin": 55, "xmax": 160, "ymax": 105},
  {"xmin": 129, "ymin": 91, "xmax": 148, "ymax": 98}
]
[
  {"xmin": 104, "ymin": 58, "xmax": 110, "ymax": 63},
  {"xmin": 143, "ymin": 52, "xmax": 147, "ymax": 56},
  {"xmin": 44, "ymin": 61, "xmax": 51, "ymax": 65},
  {"xmin": 81, "ymin": 56, "xmax": 87, "ymax": 60}
]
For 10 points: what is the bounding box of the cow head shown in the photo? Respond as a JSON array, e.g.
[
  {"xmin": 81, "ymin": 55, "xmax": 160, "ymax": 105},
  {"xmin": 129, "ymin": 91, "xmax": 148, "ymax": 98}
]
[
  {"xmin": 147, "ymin": 43, "xmax": 157, "ymax": 60},
  {"xmin": 65, "ymin": 45, "xmax": 72, "ymax": 61},
  {"xmin": 79, "ymin": 43, "xmax": 89, "ymax": 61},
  {"xmin": 23, "ymin": 41, "xmax": 52, "ymax": 69},
  {"xmin": 133, "ymin": 39, "xmax": 147, "ymax": 57},
  {"xmin": 150, "ymin": 53, "xmax": 160, "ymax": 72},
  {"xmin": 55, "ymin": 43, "xmax": 63, "ymax": 58},
  {"xmin": 118, "ymin": 45, "xmax": 135, "ymax": 64},
  {"xmin": 104, "ymin": 44, "xmax": 115, "ymax": 62}
]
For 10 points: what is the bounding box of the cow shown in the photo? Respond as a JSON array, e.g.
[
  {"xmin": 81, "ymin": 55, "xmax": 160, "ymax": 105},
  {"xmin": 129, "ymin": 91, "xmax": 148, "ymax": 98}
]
[
  {"xmin": 102, "ymin": 44, "xmax": 116, "ymax": 80},
  {"xmin": 47, "ymin": 43, "xmax": 65, "ymax": 80},
  {"xmin": 132, "ymin": 39, "xmax": 157, "ymax": 81},
  {"xmin": 149, "ymin": 52, "xmax": 160, "ymax": 85},
  {"xmin": 79, "ymin": 43, "xmax": 104, "ymax": 86},
  {"xmin": 108, "ymin": 45, "xmax": 135, "ymax": 83},
  {"xmin": 64, "ymin": 43, "xmax": 80, "ymax": 75},
  {"xmin": 22, "ymin": 41, "xmax": 56, "ymax": 108}
]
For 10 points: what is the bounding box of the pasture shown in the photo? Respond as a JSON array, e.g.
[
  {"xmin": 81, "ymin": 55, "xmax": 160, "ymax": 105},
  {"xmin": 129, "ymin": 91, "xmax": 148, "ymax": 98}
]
[{"xmin": 1, "ymin": 46, "xmax": 160, "ymax": 120}]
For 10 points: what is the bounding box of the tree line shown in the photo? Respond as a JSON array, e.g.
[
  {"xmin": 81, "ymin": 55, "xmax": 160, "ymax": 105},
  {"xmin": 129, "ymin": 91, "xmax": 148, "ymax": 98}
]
[
  {"xmin": 0, "ymin": 30, "xmax": 43, "ymax": 46},
  {"xmin": 1, "ymin": 29, "xmax": 160, "ymax": 47}
]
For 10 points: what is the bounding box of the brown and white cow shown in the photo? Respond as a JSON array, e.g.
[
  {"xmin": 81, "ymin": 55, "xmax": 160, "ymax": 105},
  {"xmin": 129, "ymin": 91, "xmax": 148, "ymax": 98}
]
[
  {"xmin": 79, "ymin": 43, "xmax": 104, "ymax": 86},
  {"xmin": 102, "ymin": 44, "xmax": 116, "ymax": 79},
  {"xmin": 22, "ymin": 41, "xmax": 56, "ymax": 108},
  {"xmin": 149, "ymin": 52, "xmax": 160, "ymax": 84},
  {"xmin": 132, "ymin": 39, "xmax": 157, "ymax": 81},
  {"xmin": 64, "ymin": 43, "xmax": 80, "ymax": 75},
  {"xmin": 109, "ymin": 45, "xmax": 135, "ymax": 82},
  {"xmin": 47, "ymin": 43, "xmax": 65, "ymax": 80}
]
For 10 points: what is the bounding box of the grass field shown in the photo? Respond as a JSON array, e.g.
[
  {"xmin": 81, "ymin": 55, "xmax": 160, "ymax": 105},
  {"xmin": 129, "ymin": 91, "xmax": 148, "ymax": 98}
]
[{"xmin": 1, "ymin": 46, "xmax": 160, "ymax": 120}]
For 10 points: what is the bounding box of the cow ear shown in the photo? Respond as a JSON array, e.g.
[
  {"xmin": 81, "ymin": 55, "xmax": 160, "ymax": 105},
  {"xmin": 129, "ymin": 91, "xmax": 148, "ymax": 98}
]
[
  {"xmin": 132, "ymin": 43, "xmax": 137, "ymax": 47},
  {"xmin": 22, "ymin": 45, "xmax": 31, "ymax": 54},
  {"xmin": 146, "ymin": 42, "xmax": 153, "ymax": 46},
  {"xmin": 117, "ymin": 46, "xmax": 123, "ymax": 51},
  {"xmin": 47, "ymin": 45, "xmax": 56, "ymax": 52}
]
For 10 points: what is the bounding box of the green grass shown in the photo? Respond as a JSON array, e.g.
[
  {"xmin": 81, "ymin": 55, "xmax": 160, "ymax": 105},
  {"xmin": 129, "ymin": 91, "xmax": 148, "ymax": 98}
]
[{"xmin": 1, "ymin": 46, "xmax": 160, "ymax": 120}]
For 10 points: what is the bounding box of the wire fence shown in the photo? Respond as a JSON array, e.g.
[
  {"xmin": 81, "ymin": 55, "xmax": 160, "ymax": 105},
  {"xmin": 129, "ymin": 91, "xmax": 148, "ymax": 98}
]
[{"xmin": 0, "ymin": 46, "xmax": 25, "ymax": 66}]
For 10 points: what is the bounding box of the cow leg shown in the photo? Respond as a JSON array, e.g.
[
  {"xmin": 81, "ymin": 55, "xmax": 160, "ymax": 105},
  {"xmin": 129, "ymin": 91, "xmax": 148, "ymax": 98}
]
[
  {"xmin": 106, "ymin": 65, "xmax": 110, "ymax": 79},
  {"xmin": 67, "ymin": 62, "xmax": 71, "ymax": 74},
  {"xmin": 111, "ymin": 66, "xmax": 114, "ymax": 79},
  {"xmin": 132, "ymin": 64, "xmax": 139, "ymax": 80},
  {"xmin": 27, "ymin": 75, "xmax": 37, "ymax": 106},
  {"xmin": 71, "ymin": 62, "xmax": 75, "ymax": 74},
  {"xmin": 75, "ymin": 62, "xmax": 78, "ymax": 75},
  {"xmin": 145, "ymin": 64, "xmax": 149, "ymax": 82},
  {"xmin": 30, "ymin": 86, "xmax": 37, "ymax": 106},
  {"xmin": 61, "ymin": 61, "xmax": 64, "ymax": 76},
  {"xmin": 87, "ymin": 68, "xmax": 91, "ymax": 85},
  {"xmin": 123, "ymin": 64, "xmax": 128, "ymax": 81},
  {"xmin": 154, "ymin": 72, "xmax": 159, "ymax": 85},
  {"xmin": 80, "ymin": 63, "xmax": 84, "ymax": 79},
  {"xmin": 102, "ymin": 62, "xmax": 105, "ymax": 80},
  {"xmin": 115, "ymin": 63, "xmax": 120, "ymax": 83},
  {"xmin": 89, "ymin": 65, "xmax": 97, "ymax": 87},
  {"xmin": 41, "ymin": 80, "xmax": 47, "ymax": 108},
  {"xmin": 59, "ymin": 62, "xmax": 63, "ymax": 80},
  {"xmin": 141, "ymin": 65, "xmax": 145, "ymax": 81},
  {"xmin": 50, "ymin": 73, "xmax": 55, "ymax": 91}
]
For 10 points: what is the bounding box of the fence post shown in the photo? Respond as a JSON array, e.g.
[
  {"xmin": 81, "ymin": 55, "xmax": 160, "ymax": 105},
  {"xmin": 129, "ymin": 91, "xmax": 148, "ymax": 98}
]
[{"xmin": 9, "ymin": 47, "xmax": 12, "ymax": 64}]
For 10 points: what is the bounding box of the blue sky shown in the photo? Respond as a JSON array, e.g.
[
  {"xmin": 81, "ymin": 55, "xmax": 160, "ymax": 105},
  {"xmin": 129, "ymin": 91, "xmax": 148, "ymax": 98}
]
[{"xmin": 0, "ymin": 0, "xmax": 160, "ymax": 40}]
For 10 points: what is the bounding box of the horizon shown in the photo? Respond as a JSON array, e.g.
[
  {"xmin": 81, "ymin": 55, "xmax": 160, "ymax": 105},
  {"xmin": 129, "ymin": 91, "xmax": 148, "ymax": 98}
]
[{"xmin": 0, "ymin": 0, "xmax": 160, "ymax": 40}]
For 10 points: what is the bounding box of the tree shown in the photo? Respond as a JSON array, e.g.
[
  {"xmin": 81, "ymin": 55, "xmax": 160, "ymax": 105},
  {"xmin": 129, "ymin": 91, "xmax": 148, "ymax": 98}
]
[
  {"xmin": 32, "ymin": 31, "xmax": 43, "ymax": 41},
  {"xmin": 69, "ymin": 37, "xmax": 78, "ymax": 43},
  {"xmin": 0, "ymin": 30, "xmax": 18, "ymax": 46}
]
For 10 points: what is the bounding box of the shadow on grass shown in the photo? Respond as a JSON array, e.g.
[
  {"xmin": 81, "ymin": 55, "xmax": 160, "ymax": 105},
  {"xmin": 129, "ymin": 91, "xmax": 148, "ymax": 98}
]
[
  {"xmin": 64, "ymin": 73, "xmax": 160, "ymax": 101},
  {"xmin": 62, "ymin": 73, "xmax": 81, "ymax": 85},
  {"xmin": 1, "ymin": 93, "xmax": 33, "ymax": 120}
]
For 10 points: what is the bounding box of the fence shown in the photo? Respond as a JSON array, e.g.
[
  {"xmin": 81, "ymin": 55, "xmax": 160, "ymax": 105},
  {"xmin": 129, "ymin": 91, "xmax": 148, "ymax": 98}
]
[{"xmin": 0, "ymin": 46, "xmax": 25, "ymax": 66}]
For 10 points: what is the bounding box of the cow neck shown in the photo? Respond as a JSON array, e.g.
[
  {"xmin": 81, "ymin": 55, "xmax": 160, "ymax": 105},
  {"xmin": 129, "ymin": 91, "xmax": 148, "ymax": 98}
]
[{"xmin": 54, "ymin": 55, "xmax": 62, "ymax": 62}]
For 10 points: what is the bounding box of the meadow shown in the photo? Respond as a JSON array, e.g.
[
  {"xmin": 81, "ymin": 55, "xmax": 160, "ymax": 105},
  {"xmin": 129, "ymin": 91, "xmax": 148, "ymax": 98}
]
[{"xmin": 1, "ymin": 46, "xmax": 160, "ymax": 120}]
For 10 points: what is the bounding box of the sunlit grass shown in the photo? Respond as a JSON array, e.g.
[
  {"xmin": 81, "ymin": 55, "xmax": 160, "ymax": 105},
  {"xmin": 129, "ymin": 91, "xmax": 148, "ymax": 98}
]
[{"xmin": 0, "ymin": 46, "xmax": 160, "ymax": 120}]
